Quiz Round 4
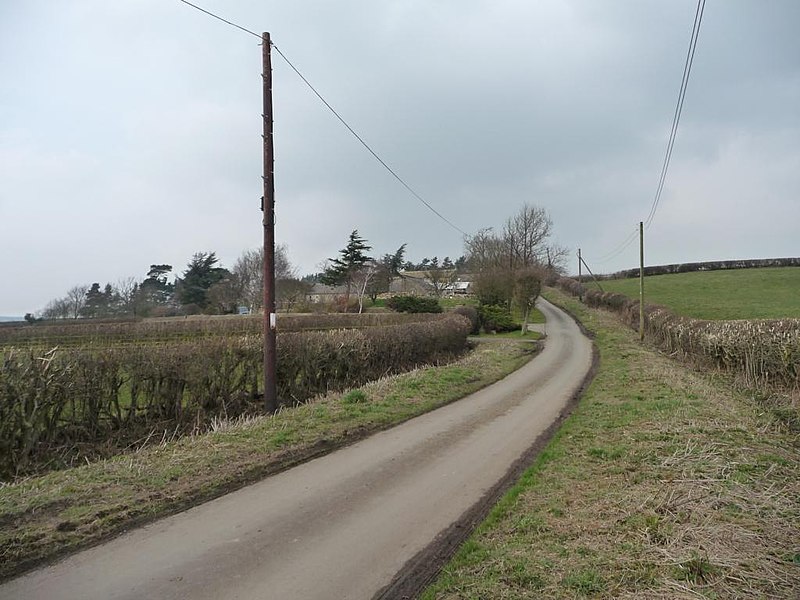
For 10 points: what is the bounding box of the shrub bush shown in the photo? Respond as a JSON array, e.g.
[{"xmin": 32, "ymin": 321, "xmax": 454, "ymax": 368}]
[
  {"xmin": 452, "ymin": 305, "xmax": 480, "ymax": 335},
  {"xmin": 478, "ymin": 305, "xmax": 518, "ymax": 333},
  {"xmin": 386, "ymin": 295, "xmax": 442, "ymax": 314},
  {"xmin": 472, "ymin": 270, "xmax": 515, "ymax": 308}
]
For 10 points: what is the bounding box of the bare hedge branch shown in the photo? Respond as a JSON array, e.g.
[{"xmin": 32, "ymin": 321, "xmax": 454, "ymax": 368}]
[{"xmin": 0, "ymin": 314, "xmax": 471, "ymax": 478}]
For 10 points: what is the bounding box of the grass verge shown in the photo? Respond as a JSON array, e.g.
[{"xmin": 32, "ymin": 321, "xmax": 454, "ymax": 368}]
[
  {"xmin": 0, "ymin": 339, "xmax": 537, "ymax": 582},
  {"xmin": 423, "ymin": 288, "xmax": 800, "ymax": 599}
]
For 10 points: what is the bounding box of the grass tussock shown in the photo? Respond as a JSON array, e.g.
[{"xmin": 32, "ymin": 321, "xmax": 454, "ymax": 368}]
[
  {"xmin": 0, "ymin": 338, "xmax": 536, "ymax": 581},
  {"xmin": 423, "ymin": 288, "xmax": 800, "ymax": 599}
]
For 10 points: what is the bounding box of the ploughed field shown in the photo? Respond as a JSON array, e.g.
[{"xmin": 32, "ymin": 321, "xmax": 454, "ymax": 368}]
[{"xmin": 599, "ymin": 266, "xmax": 800, "ymax": 320}]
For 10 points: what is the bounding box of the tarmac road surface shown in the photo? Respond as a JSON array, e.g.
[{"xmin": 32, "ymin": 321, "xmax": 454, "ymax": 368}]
[{"xmin": 1, "ymin": 298, "xmax": 592, "ymax": 600}]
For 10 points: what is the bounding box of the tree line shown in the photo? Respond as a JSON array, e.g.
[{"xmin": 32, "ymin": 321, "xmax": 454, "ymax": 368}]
[
  {"xmin": 34, "ymin": 246, "xmax": 301, "ymax": 320},
  {"xmin": 314, "ymin": 203, "xmax": 567, "ymax": 316},
  {"xmin": 33, "ymin": 203, "xmax": 567, "ymax": 320}
]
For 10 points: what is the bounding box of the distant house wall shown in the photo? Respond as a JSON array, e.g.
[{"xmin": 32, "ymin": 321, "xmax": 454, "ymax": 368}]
[
  {"xmin": 388, "ymin": 275, "xmax": 433, "ymax": 296},
  {"xmin": 306, "ymin": 283, "xmax": 348, "ymax": 303}
]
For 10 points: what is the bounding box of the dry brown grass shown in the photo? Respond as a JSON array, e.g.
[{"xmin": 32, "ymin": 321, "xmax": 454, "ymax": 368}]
[{"xmin": 424, "ymin": 289, "xmax": 799, "ymax": 599}]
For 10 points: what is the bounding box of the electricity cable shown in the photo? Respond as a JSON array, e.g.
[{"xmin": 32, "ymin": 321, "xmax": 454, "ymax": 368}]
[
  {"xmin": 644, "ymin": 0, "xmax": 706, "ymax": 229},
  {"xmin": 176, "ymin": 0, "xmax": 467, "ymax": 236},
  {"xmin": 592, "ymin": 226, "xmax": 639, "ymax": 265},
  {"xmin": 177, "ymin": 0, "xmax": 261, "ymax": 39},
  {"xmin": 590, "ymin": 0, "xmax": 706, "ymax": 267}
]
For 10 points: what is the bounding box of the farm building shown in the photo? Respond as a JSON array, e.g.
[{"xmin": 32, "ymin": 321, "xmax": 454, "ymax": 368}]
[{"xmin": 443, "ymin": 280, "xmax": 471, "ymax": 296}]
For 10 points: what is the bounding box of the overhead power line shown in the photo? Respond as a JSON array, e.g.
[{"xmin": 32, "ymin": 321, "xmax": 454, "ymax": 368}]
[
  {"xmin": 269, "ymin": 44, "xmax": 467, "ymax": 236},
  {"xmin": 176, "ymin": 0, "xmax": 467, "ymax": 236},
  {"xmin": 177, "ymin": 0, "xmax": 261, "ymax": 39},
  {"xmin": 590, "ymin": 0, "xmax": 706, "ymax": 268},
  {"xmin": 592, "ymin": 225, "xmax": 639, "ymax": 265},
  {"xmin": 644, "ymin": 0, "xmax": 706, "ymax": 229}
]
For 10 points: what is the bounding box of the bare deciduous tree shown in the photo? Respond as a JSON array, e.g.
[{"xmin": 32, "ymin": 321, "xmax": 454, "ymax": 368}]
[
  {"xmin": 544, "ymin": 243, "xmax": 569, "ymax": 275},
  {"xmin": 276, "ymin": 278, "xmax": 311, "ymax": 311},
  {"xmin": 464, "ymin": 228, "xmax": 506, "ymax": 272},
  {"xmin": 351, "ymin": 261, "xmax": 378, "ymax": 314},
  {"xmin": 66, "ymin": 285, "xmax": 89, "ymax": 319},
  {"xmin": 233, "ymin": 245, "xmax": 295, "ymax": 312},
  {"xmin": 503, "ymin": 203, "xmax": 552, "ymax": 270},
  {"xmin": 465, "ymin": 204, "xmax": 564, "ymax": 308},
  {"xmin": 425, "ymin": 267, "xmax": 458, "ymax": 298},
  {"xmin": 116, "ymin": 276, "xmax": 138, "ymax": 316},
  {"xmin": 41, "ymin": 297, "xmax": 71, "ymax": 320}
]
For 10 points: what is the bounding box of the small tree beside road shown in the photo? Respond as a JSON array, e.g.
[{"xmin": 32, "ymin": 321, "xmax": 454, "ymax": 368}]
[{"xmin": 514, "ymin": 269, "xmax": 543, "ymax": 335}]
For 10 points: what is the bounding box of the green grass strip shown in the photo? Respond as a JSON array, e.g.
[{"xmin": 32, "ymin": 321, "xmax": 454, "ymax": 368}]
[{"xmin": 423, "ymin": 288, "xmax": 800, "ymax": 599}]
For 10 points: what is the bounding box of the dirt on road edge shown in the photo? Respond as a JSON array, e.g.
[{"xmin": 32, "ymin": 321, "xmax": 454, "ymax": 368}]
[{"xmin": 374, "ymin": 306, "xmax": 599, "ymax": 599}]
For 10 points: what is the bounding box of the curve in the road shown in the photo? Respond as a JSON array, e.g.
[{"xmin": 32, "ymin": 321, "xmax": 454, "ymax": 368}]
[{"xmin": 0, "ymin": 298, "xmax": 593, "ymax": 600}]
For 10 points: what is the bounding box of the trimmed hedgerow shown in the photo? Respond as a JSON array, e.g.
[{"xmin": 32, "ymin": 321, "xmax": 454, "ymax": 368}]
[
  {"xmin": 609, "ymin": 256, "xmax": 800, "ymax": 280},
  {"xmin": 0, "ymin": 312, "xmax": 446, "ymax": 348},
  {"xmin": 0, "ymin": 314, "xmax": 471, "ymax": 478},
  {"xmin": 555, "ymin": 277, "xmax": 800, "ymax": 392}
]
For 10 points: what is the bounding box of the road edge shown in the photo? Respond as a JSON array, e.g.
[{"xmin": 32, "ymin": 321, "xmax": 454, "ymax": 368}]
[
  {"xmin": 1, "ymin": 341, "xmax": 542, "ymax": 584},
  {"xmin": 373, "ymin": 299, "xmax": 600, "ymax": 600}
]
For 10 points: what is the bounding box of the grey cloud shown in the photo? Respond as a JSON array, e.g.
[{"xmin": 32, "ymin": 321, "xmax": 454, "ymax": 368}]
[{"xmin": 1, "ymin": 0, "xmax": 798, "ymax": 315}]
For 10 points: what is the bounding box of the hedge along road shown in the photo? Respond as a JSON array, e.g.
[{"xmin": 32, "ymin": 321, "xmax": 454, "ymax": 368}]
[{"xmin": 0, "ymin": 298, "xmax": 593, "ymax": 600}]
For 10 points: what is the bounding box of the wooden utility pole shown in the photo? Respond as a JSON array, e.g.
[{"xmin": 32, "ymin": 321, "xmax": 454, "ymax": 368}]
[
  {"xmin": 577, "ymin": 248, "xmax": 583, "ymax": 301},
  {"xmin": 639, "ymin": 221, "xmax": 645, "ymax": 341},
  {"xmin": 262, "ymin": 32, "xmax": 277, "ymax": 412}
]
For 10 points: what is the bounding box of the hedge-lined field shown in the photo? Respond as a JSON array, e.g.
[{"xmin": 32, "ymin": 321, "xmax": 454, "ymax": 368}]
[
  {"xmin": 0, "ymin": 314, "xmax": 471, "ymax": 478},
  {"xmin": 557, "ymin": 277, "xmax": 800, "ymax": 397},
  {"xmin": 598, "ymin": 267, "xmax": 800, "ymax": 320},
  {"xmin": 607, "ymin": 256, "xmax": 799, "ymax": 280},
  {"xmin": 0, "ymin": 312, "xmax": 446, "ymax": 347}
]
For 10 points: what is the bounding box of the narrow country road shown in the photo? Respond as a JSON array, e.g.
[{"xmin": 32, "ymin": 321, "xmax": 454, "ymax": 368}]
[{"xmin": 1, "ymin": 298, "xmax": 593, "ymax": 600}]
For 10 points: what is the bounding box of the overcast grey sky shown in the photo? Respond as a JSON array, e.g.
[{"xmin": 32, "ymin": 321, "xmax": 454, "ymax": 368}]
[{"xmin": 1, "ymin": 0, "xmax": 798, "ymax": 316}]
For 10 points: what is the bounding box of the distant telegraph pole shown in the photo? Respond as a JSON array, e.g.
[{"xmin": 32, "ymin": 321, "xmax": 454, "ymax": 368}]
[
  {"xmin": 639, "ymin": 221, "xmax": 645, "ymax": 341},
  {"xmin": 262, "ymin": 32, "xmax": 277, "ymax": 412},
  {"xmin": 577, "ymin": 248, "xmax": 583, "ymax": 301}
]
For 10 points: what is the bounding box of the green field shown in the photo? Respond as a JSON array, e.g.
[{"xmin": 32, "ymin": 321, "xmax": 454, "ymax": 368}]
[{"xmin": 599, "ymin": 267, "xmax": 800, "ymax": 320}]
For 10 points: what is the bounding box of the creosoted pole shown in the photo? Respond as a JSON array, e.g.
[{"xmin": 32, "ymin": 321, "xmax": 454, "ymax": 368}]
[
  {"xmin": 639, "ymin": 221, "xmax": 645, "ymax": 341},
  {"xmin": 577, "ymin": 248, "xmax": 582, "ymax": 301},
  {"xmin": 262, "ymin": 32, "xmax": 277, "ymax": 412}
]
